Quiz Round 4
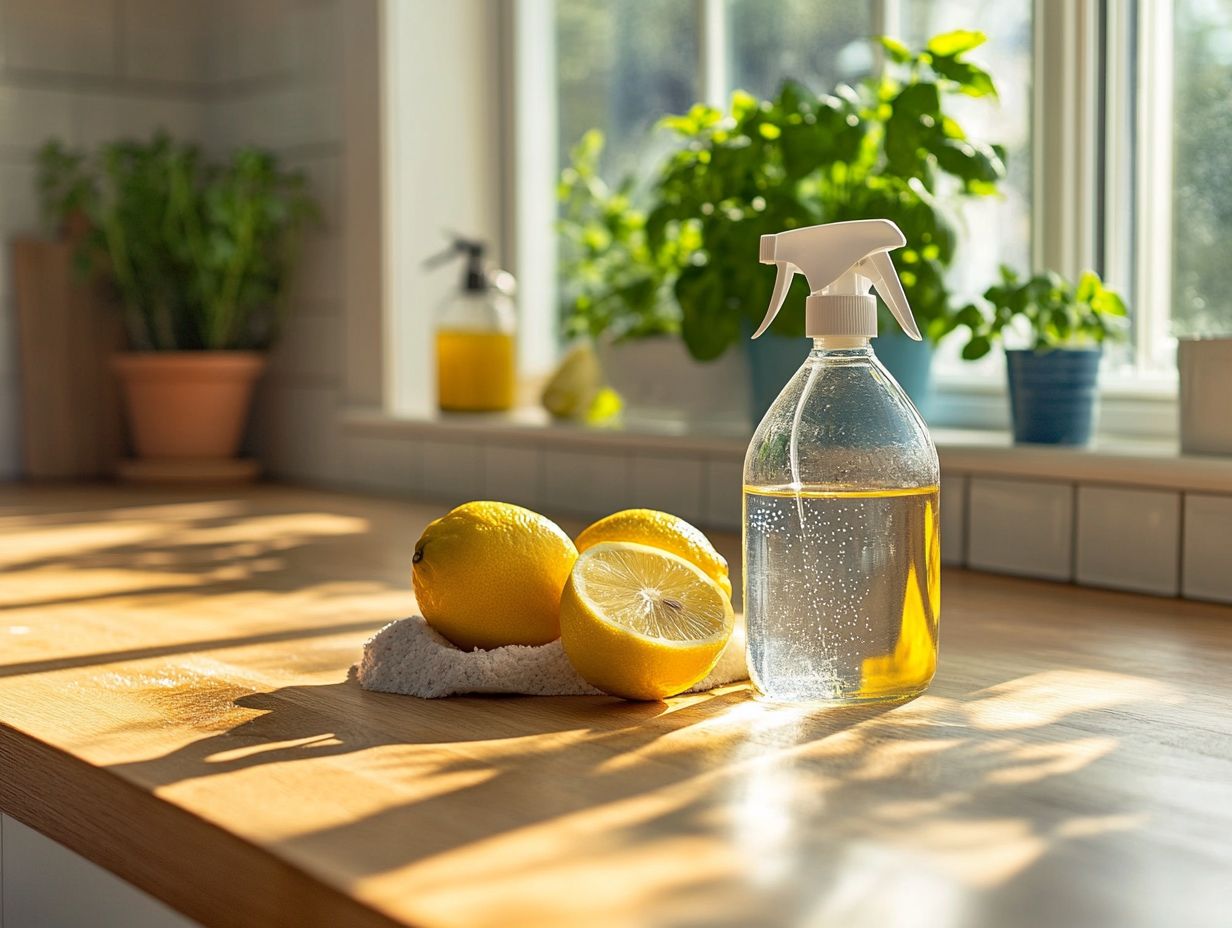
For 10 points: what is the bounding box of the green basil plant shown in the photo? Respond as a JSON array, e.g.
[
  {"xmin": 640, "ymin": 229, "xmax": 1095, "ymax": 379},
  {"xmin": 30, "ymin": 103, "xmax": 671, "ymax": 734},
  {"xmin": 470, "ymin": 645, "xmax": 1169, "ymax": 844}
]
[{"xmin": 558, "ymin": 30, "xmax": 1009, "ymax": 361}]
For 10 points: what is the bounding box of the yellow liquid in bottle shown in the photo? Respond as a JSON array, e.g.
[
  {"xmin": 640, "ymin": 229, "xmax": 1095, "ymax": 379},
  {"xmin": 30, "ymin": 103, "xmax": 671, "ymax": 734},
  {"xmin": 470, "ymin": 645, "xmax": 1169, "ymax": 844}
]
[
  {"xmin": 436, "ymin": 330, "xmax": 516, "ymax": 411},
  {"xmin": 742, "ymin": 484, "xmax": 940, "ymax": 703}
]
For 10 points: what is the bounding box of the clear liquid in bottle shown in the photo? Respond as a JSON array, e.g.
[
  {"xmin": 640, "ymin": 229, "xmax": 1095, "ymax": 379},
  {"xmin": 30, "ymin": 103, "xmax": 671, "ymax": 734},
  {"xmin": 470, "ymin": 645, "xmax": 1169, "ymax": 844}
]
[{"xmin": 743, "ymin": 482, "xmax": 940, "ymax": 704}]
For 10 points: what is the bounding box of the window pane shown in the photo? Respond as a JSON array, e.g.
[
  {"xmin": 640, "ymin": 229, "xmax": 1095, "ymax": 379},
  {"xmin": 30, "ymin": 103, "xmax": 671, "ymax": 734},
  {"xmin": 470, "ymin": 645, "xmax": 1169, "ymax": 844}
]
[
  {"xmin": 1173, "ymin": 0, "xmax": 1232, "ymax": 337},
  {"xmin": 556, "ymin": 0, "xmax": 699, "ymax": 180},
  {"xmin": 901, "ymin": 0, "xmax": 1034, "ymax": 303},
  {"xmin": 727, "ymin": 0, "xmax": 875, "ymax": 99}
]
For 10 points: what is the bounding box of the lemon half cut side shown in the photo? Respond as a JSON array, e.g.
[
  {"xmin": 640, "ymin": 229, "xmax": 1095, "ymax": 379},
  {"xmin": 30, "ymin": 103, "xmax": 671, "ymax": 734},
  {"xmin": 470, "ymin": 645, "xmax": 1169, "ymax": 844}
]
[{"xmin": 560, "ymin": 541, "xmax": 735, "ymax": 701}]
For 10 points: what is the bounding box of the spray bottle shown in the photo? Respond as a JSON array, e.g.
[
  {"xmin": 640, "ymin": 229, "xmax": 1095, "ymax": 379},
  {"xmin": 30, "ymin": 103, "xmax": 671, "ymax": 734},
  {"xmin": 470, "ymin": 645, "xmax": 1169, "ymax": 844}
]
[
  {"xmin": 743, "ymin": 219, "xmax": 940, "ymax": 703},
  {"xmin": 425, "ymin": 236, "xmax": 517, "ymax": 412}
]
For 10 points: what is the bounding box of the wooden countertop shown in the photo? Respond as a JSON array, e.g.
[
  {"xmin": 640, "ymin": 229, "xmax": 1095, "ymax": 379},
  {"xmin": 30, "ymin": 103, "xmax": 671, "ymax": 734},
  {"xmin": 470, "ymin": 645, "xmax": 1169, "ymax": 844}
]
[{"xmin": 1, "ymin": 484, "xmax": 1229, "ymax": 928}]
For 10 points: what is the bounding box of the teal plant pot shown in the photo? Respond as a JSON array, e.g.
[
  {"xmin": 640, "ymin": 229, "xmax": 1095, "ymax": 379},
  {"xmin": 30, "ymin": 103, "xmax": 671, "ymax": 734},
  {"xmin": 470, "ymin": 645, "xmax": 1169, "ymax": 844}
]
[
  {"xmin": 747, "ymin": 333, "xmax": 809, "ymax": 422},
  {"xmin": 874, "ymin": 330, "xmax": 935, "ymax": 418},
  {"xmin": 1005, "ymin": 348, "xmax": 1101, "ymax": 445}
]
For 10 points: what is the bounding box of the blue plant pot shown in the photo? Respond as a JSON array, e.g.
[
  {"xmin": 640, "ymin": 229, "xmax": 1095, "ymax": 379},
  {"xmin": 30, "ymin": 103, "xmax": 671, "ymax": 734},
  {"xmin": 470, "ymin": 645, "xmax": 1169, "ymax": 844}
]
[
  {"xmin": 746, "ymin": 333, "xmax": 809, "ymax": 422},
  {"xmin": 1005, "ymin": 348, "xmax": 1102, "ymax": 445},
  {"xmin": 874, "ymin": 330, "xmax": 935, "ymax": 418}
]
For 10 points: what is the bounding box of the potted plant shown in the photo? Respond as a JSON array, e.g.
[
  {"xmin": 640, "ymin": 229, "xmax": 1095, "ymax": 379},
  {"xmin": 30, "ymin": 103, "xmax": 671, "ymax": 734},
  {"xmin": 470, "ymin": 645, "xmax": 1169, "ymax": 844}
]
[
  {"xmin": 557, "ymin": 131, "xmax": 751, "ymax": 426},
  {"xmin": 36, "ymin": 134, "xmax": 316, "ymax": 479},
  {"xmin": 648, "ymin": 30, "xmax": 1008, "ymax": 417},
  {"xmin": 1174, "ymin": 296, "xmax": 1232, "ymax": 457},
  {"xmin": 959, "ymin": 266, "xmax": 1128, "ymax": 445}
]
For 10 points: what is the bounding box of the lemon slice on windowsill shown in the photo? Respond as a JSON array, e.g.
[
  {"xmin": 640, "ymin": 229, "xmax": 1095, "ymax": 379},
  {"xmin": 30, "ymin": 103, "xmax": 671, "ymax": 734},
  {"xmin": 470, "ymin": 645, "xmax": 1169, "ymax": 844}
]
[{"xmin": 559, "ymin": 541, "xmax": 735, "ymax": 701}]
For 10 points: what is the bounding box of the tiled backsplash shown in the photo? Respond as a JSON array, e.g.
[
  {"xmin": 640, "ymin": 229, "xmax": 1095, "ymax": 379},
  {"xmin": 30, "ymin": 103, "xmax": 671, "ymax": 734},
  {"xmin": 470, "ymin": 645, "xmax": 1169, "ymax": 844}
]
[{"xmin": 335, "ymin": 414, "xmax": 1232, "ymax": 606}]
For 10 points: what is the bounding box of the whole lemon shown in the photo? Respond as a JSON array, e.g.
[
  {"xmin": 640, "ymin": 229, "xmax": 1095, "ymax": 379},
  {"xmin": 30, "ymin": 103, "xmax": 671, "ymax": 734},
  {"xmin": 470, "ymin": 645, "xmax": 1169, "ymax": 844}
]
[
  {"xmin": 575, "ymin": 509, "xmax": 732, "ymax": 598},
  {"xmin": 412, "ymin": 502, "xmax": 577, "ymax": 650}
]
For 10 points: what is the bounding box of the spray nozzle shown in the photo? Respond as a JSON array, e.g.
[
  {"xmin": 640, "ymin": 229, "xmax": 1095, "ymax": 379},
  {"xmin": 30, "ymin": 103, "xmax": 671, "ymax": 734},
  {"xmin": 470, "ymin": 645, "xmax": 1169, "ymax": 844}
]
[
  {"xmin": 752, "ymin": 219, "xmax": 921, "ymax": 341},
  {"xmin": 424, "ymin": 233, "xmax": 495, "ymax": 293}
]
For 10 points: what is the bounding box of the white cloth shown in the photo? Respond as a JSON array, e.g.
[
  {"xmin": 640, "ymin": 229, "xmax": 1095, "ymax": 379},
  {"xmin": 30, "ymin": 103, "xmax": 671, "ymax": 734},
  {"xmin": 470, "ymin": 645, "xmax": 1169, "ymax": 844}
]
[{"xmin": 356, "ymin": 615, "xmax": 748, "ymax": 699}]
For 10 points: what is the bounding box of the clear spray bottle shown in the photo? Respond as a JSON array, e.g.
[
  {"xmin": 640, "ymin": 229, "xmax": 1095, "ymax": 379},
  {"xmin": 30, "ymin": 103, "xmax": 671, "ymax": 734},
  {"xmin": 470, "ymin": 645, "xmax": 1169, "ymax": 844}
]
[{"xmin": 743, "ymin": 219, "xmax": 940, "ymax": 704}]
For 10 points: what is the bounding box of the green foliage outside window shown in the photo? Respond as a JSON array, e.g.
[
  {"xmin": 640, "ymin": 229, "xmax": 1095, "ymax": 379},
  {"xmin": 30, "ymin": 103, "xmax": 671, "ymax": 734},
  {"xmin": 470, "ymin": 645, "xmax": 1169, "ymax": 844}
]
[{"xmin": 558, "ymin": 30, "xmax": 1009, "ymax": 360}]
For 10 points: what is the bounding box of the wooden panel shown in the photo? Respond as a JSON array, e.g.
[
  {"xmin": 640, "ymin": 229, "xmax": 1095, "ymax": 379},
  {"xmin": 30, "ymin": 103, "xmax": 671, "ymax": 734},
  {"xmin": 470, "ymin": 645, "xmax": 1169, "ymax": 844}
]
[
  {"xmin": 12, "ymin": 239, "xmax": 125, "ymax": 477},
  {"xmin": 0, "ymin": 485, "xmax": 1229, "ymax": 928}
]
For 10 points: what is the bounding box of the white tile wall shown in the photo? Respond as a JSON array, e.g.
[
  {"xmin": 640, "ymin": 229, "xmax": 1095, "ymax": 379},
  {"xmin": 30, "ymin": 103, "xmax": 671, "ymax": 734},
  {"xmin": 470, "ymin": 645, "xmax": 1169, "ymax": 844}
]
[
  {"xmin": 341, "ymin": 433, "xmax": 421, "ymax": 496},
  {"xmin": 940, "ymin": 474, "xmax": 966, "ymax": 566},
  {"xmin": 1182, "ymin": 494, "xmax": 1232, "ymax": 604},
  {"xmin": 631, "ymin": 453, "xmax": 705, "ymax": 523},
  {"xmin": 0, "ymin": 86, "xmax": 80, "ymax": 156},
  {"xmin": 290, "ymin": 233, "xmax": 345, "ymax": 307},
  {"xmin": 541, "ymin": 448, "xmax": 632, "ymax": 517},
  {"xmin": 421, "ymin": 437, "xmax": 483, "ymax": 503},
  {"xmin": 1076, "ymin": 486, "xmax": 1181, "ymax": 595},
  {"xmin": 2, "ymin": 814, "xmax": 198, "ymax": 927},
  {"xmin": 206, "ymin": 84, "xmax": 342, "ymax": 152},
  {"xmin": 250, "ymin": 381, "xmax": 343, "ymax": 484},
  {"xmin": 968, "ymin": 477, "xmax": 1074, "ymax": 581},
  {"xmin": 0, "ymin": 374, "xmax": 18, "ymax": 475},
  {"xmin": 118, "ymin": 0, "xmax": 206, "ymax": 84},
  {"xmin": 481, "ymin": 443, "xmax": 541, "ymax": 510},
  {"xmin": 267, "ymin": 309, "xmax": 340, "ymax": 382},
  {"xmin": 704, "ymin": 458, "xmax": 743, "ymax": 529},
  {"xmin": 0, "ymin": 0, "xmax": 117, "ymax": 76}
]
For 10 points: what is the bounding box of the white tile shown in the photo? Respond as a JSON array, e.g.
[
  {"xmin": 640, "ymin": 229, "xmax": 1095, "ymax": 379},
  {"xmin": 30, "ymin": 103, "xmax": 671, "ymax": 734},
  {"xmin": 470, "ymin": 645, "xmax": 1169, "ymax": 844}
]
[
  {"xmin": 630, "ymin": 453, "xmax": 705, "ymax": 523},
  {"xmin": 968, "ymin": 477, "xmax": 1074, "ymax": 581},
  {"xmin": 73, "ymin": 93, "xmax": 206, "ymax": 148},
  {"xmin": 342, "ymin": 433, "xmax": 421, "ymax": 495},
  {"xmin": 704, "ymin": 458, "xmax": 743, "ymax": 530},
  {"xmin": 541, "ymin": 448, "xmax": 631, "ymax": 518},
  {"xmin": 248, "ymin": 381, "xmax": 342, "ymax": 483},
  {"xmin": 1, "ymin": 0, "xmax": 117, "ymax": 77},
  {"xmin": 421, "ymin": 438, "xmax": 483, "ymax": 503},
  {"xmin": 206, "ymin": 83, "xmax": 342, "ymax": 151},
  {"xmin": 1182, "ymin": 494, "xmax": 1232, "ymax": 604},
  {"xmin": 0, "ymin": 373, "xmax": 19, "ymax": 478},
  {"xmin": 481, "ymin": 443, "xmax": 540, "ymax": 509},
  {"xmin": 0, "ymin": 160, "xmax": 41, "ymax": 239},
  {"xmin": 288, "ymin": 233, "xmax": 343, "ymax": 306},
  {"xmin": 0, "ymin": 86, "xmax": 80, "ymax": 157},
  {"xmin": 119, "ymin": 0, "xmax": 207, "ymax": 84},
  {"xmin": 202, "ymin": 0, "xmax": 298, "ymax": 84},
  {"xmin": 267, "ymin": 310, "xmax": 340, "ymax": 382},
  {"xmin": 940, "ymin": 474, "xmax": 966, "ymax": 566},
  {"xmin": 2, "ymin": 814, "xmax": 198, "ymax": 927},
  {"xmin": 285, "ymin": 151, "xmax": 341, "ymax": 232},
  {"xmin": 1076, "ymin": 486, "xmax": 1180, "ymax": 595}
]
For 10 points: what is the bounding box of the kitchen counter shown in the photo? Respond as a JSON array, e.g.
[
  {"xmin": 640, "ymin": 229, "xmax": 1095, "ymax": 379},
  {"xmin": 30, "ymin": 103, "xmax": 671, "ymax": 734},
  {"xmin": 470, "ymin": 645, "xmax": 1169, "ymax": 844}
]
[{"xmin": 1, "ymin": 484, "xmax": 1229, "ymax": 928}]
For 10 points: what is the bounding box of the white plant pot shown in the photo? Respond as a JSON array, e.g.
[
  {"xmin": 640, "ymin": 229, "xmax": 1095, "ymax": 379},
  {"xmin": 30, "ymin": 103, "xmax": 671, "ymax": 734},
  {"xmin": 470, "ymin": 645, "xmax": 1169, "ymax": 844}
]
[
  {"xmin": 1179, "ymin": 337, "xmax": 1232, "ymax": 456},
  {"xmin": 597, "ymin": 335, "xmax": 751, "ymax": 429}
]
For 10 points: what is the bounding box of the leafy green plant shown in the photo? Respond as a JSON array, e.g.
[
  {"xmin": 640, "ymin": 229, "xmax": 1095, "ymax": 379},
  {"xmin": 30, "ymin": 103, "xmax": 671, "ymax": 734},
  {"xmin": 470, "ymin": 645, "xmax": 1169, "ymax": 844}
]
[
  {"xmin": 35, "ymin": 133, "xmax": 316, "ymax": 351},
  {"xmin": 37, "ymin": 140, "xmax": 92, "ymax": 235},
  {"xmin": 646, "ymin": 30, "xmax": 1007, "ymax": 360},
  {"xmin": 556, "ymin": 130, "xmax": 696, "ymax": 341},
  {"xmin": 957, "ymin": 266, "xmax": 1129, "ymax": 359}
]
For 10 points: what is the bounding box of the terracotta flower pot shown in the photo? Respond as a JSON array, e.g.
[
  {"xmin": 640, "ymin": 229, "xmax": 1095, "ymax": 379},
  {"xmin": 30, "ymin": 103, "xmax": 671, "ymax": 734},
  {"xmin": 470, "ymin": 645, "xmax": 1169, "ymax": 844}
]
[{"xmin": 112, "ymin": 352, "xmax": 266, "ymax": 460}]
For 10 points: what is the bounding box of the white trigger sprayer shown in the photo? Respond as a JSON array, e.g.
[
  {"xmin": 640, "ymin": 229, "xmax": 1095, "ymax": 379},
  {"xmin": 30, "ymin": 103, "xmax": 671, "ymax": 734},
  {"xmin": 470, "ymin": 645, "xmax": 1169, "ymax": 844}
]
[
  {"xmin": 752, "ymin": 218, "xmax": 921, "ymax": 342},
  {"xmin": 742, "ymin": 218, "xmax": 941, "ymax": 705}
]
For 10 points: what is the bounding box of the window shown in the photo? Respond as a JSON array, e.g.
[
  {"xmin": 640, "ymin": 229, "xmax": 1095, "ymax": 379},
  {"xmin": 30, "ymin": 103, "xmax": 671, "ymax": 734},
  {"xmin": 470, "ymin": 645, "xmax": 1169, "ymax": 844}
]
[
  {"xmin": 507, "ymin": 0, "xmax": 1219, "ymax": 437},
  {"xmin": 1171, "ymin": 0, "xmax": 1232, "ymax": 340}
]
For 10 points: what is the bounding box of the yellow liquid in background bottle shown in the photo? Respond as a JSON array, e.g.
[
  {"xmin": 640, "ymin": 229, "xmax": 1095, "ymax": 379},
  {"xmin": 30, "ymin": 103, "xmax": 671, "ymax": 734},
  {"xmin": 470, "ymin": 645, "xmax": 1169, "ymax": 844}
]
[
  {"xmin": 742, "ymin": 484, "xmax": 940, "ymax": 703},
  {"xmin": 436, "ymin": 330, "xmax": 516, "ymax": 411}
]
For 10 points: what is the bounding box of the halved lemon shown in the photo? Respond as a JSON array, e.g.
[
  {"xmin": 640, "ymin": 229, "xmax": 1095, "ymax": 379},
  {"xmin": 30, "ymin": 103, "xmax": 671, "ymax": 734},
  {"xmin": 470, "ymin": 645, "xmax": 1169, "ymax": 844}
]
[
  {"xmin": 559, "ymin": 541, "xmax": 735, "ymax": 701},
  {"xmin": 575, "ymin": 508, "xmax": 733, "ymax": 598}
]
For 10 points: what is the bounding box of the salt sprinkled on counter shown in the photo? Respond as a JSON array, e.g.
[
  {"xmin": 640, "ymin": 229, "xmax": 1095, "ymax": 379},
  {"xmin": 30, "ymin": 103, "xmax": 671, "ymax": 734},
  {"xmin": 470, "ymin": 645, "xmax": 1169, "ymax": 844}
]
[{"xmin": 356, "ymin": 615, "xmax": 748, "ymax": 699}]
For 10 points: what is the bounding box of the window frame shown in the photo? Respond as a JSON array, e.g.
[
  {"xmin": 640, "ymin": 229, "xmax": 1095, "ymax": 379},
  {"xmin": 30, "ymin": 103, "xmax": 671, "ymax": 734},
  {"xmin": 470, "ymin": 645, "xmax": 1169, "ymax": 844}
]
[{"xmin": 503, "ymin": 0, "xmax": 1181, "ymax": 440}]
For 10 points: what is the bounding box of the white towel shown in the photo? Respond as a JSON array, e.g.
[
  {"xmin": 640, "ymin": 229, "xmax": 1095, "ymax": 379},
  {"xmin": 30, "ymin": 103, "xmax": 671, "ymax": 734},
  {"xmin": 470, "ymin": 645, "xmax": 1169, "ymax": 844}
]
[{"xmin": 357, "ymin": 615, "xmax": 748, "ymax": 699}]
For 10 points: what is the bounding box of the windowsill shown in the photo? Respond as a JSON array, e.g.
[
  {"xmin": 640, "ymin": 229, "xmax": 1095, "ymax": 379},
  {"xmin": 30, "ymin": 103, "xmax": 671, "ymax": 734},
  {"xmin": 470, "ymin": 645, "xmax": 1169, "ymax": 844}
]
[{"xmin": 340, "ymin": 406, "xmax": 1232, "ymax": 494}]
